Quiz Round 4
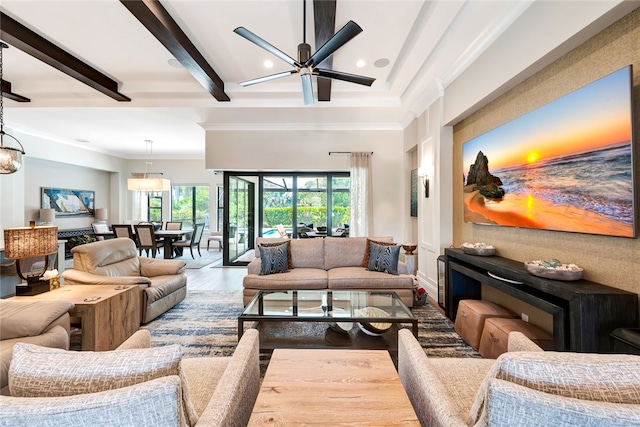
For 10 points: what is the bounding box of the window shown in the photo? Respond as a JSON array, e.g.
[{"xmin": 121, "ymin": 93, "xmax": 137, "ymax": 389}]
[
  {"xmin": 331, "ymin": 176, "xmax": 350, "ymax": 228},
  {"xmin": 259, "ymin": 173, "xmax": 349, "ymax": 237},
  {"xmin": 262, "ymin": 176, "xmax": 293, "ymax": 236},
  {"xmin": 147, "ymin": 195, "xmax": 162, "ymax": 222},
  {"xmin": 171, "ymin": 186, "xmax": 210, "ymax": 230}
]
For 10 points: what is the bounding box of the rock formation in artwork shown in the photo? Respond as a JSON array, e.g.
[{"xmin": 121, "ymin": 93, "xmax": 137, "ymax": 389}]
[{"xmin": 466, "ymin": 151, "xmax": 505, "ymax": 199}]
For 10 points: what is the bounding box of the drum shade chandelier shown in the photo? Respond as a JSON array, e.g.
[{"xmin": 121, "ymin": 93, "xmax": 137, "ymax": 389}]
[
  {"xmin": 127, "ymin": 140, "xmax": 170, "ymax": 192},
  {"xmin": 0, "ymin": 42, "xmax": 25, "ymax": 175}
]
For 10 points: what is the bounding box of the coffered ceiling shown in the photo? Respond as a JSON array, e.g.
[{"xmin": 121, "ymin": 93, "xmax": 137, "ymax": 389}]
[{"xmin": 0, "ymin": 0, "xmax": 634, "ymax": 159}]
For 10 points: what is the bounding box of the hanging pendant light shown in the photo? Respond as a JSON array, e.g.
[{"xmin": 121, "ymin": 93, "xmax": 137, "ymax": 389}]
[
  {"xmin": 0, "ymin": 42, "xmax": 26, "ymax": 175},
  {"xmin": 127, "ymin": 140, "xmax": 170, "ymax": 192}
]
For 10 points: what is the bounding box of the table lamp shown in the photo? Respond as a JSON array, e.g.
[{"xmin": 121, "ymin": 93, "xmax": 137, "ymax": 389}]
[{"xmin": 3, "ymin": 225, "xmax": 58, "ymax": 296}]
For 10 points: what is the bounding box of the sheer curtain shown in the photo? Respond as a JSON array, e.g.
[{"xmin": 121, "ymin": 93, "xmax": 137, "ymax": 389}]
[{"xmin": 349, "ymin": 152, "xmax": 373, "ymax": 237}]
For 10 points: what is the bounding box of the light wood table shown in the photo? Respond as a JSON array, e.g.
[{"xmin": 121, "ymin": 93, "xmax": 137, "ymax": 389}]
[
  {"xmin": 11, "ymin": 284, "xmax": 140, "ymax": 351},
  {"xmin": 248, "ymin": 349, "xmax": 420, "ymax": 426}
]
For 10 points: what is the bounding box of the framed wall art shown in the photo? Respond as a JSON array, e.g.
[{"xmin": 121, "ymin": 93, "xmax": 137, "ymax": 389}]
[{"xmin": 41, "ymin": 187, "xmax": 95, "ymax": 217}]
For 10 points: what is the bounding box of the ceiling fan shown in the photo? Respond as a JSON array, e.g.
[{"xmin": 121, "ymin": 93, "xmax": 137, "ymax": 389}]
[{"xmin": 233, "ymin": 0, "xmax": 375, "ymax": 105}]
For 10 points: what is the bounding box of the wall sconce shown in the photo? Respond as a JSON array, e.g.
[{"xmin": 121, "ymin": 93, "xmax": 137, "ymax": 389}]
[{"xmin": 417, "ymin": 166, "xmax": 432, "ymax": 198}]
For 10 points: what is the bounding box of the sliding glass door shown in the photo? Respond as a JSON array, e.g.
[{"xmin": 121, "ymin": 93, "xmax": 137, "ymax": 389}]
[
  {"xmin": 224, "ymin": 176, "xmax": 255, "ymax": 265},
  {"xmin": 223, "ymin": 172, "xmax": 348, "ymax": 266}
]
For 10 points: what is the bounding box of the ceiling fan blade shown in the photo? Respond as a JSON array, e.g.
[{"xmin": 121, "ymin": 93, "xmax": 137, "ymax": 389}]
[
  {"xmin": 300, "ymin": 73, "xmax": 314, "ymax": 105},
  {"xmin": 234, "ymin": 27, "xmax": 301, "ymax": 67},
  {"xmin": 305, "ymin": 20, "xmax": 362, "ymax": 68},
  {"xmin": 316, "ymin": 69, "xmax": 375, "ymax": 86},
  {"xmin": 239, "ymin": 70, "xmax": 297, "ymax": 87}
]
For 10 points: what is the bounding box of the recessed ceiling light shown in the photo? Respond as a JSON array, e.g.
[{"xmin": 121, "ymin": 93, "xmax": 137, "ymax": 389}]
[
  {"xmin": 264, "ymin": 59, "xmax": 274, "ymax": 68},
  {"xmin": 374, "ymin": 58, "xmax": 390, "ymax": 68},
  {"xmin": 168, "ymin": 58, "xmax": 183, "ymax": 68},
  {"xmin": 356, "ymin": 59, "xmax": 366, "ymax": 68}
]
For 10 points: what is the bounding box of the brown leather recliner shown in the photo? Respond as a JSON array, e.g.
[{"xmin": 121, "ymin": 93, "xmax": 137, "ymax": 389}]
[{"xmin": 61, "ymin": 238, "xmax": 187, "ymax": 324}]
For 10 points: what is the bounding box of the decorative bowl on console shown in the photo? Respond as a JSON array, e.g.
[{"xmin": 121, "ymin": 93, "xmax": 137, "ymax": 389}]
[
  {"xmin": 461, "ymin": 242, "xmax": 495, "ymax": 256},
  {"xmin": 401, "ymin": 243, "xmax": 417, "ymax": 255},
  {"xmin": 524, "ymin": 259, "xmax": 584, "ymax": 281}
]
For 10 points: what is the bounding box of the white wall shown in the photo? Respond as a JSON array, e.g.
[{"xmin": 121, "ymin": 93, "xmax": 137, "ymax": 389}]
[
  {"xmin": 24, "ymin": 157, "xmax": 112, "ymax": 230},
  {"xmin": 205, "ymin": 129, "xmax": 406, "ymax": 240},
  {"xmin": 0, "ymin": 129, "xmax": 127, "ymax": 237},
  {"xmin": 122, "ymin": 158, "xmax": 221, "ymax": 224}
]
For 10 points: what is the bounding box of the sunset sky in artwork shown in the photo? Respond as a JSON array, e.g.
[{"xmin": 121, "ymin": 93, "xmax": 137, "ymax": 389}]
[{"xmin": 462, "ymin": 66, "xmax": 632, "ymax": 173}]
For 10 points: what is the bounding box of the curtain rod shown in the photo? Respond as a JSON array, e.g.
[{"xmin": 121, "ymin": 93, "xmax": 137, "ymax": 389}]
[{"xmin": 328, "ymin": 151, "xmax": 374, "ymax": 155}]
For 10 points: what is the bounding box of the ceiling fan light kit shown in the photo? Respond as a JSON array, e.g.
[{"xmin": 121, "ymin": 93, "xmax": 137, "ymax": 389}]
[{"xmin": 234, "ymin": 0, "xmax": 375, "ymax": 105}]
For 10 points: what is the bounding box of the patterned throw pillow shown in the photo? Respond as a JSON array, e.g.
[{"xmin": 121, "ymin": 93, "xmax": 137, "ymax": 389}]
[
  {"xmin": 366, "ymin": 242, "xmax": 400, "ymax": 275},
  {"xmin": 361, "ymin": 238, "xmax": 396, "ymax": 267},
  {"xmin": 259, "ymin": 242, "xmax": 290, "ymax": 275},
  {"xmin": 259, "ymin": 240, "xmax": 294, "ymax": 269}
]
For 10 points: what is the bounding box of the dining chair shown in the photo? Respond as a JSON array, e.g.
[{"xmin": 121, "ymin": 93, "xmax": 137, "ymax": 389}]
[
  {"xmin": 172, "ymin": 223, "xmax": 205, "ymax": 259},
  {"xmin": 134, "ymin": 224, "xmax": 163, "ymax": 258},
  {"xmin": 111, "ymin": 224, "xmax": 135, "ymax": 241},
  {"xmin": 91, "ymin": 222, "xmax": 110, "ymax": 241},
  {"xmin": 165, "ymin": 221, "xmax": 183, "ymax": 230}
]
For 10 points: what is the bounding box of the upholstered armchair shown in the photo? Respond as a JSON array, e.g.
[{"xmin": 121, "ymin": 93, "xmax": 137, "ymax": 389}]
[
  {"xmin": 398, "ymin": 329, "xmax": 640, "ymax": 426},
  {"xmin": 0, "ymin": 329, "xmax": 260, "ymax": 427},
  {"xmin": 61, "ymin": 238, "xmax": 187, "ymax": 323},
  {"xmin": 0, "ymin": 299, "xmax": 74, "ymax": 393}
]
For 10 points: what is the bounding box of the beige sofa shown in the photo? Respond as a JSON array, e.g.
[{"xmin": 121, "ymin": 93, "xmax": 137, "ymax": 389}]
[
  {"xmin": 62, "ymin": 238, "xmax": 187, "ymax": 323},
  {"xmin": 243, "ymin": 236, "xmax": 414, "ymax": 306},
  {"xmin": 0, "ymin": 328, "xmax": 260, "ymax": 427},
  {"xmin": 398, "ymin": 329, "xmax": 640, "ymax": 426},
  {"xmin": 0, "ymin": 299, "xmax": 74, "ymax": 393}
]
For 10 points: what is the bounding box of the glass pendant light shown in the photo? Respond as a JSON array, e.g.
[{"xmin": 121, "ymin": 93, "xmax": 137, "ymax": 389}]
[{"xmin": 0, "ymin": 42, "xmax": 26, "ymax": 174}]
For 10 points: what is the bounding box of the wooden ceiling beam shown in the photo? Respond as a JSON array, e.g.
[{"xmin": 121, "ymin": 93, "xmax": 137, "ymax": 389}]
[
  {"xmin": 1, "ymin": 79, "xmax": 30, "ymax": 102},
  {"xmin": 0, "ymin": 12, "xmax": 130, "ymax": 102},
  {"xmin": 314, "ymin": 0, "xmax": 336, "ymax": 102},
  {"xmin": 121, "ymin": 0, "xmax": 230, "ymax": 102}
]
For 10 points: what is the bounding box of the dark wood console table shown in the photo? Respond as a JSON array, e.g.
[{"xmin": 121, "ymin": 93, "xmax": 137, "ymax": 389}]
[
  {"xmin": 445, "ymin": 248, "xmax": 638, "ymax": 353},
  {"xmin": 58, "ymin": 228, "xmax": 95, "ymax": 259}
]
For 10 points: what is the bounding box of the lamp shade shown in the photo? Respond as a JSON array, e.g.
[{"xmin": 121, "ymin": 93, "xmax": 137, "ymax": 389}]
[
  {"xmin": 127, "ymin": 178, "xmax": 170, "ymax": 192},
  {"xmin": 39, "ymin": 208, "xmax": 55, "ymax": 224},
  {"xmin": 94, "ymin": 208, "xmax": 108, "ymax": 221},
  {"xmin": 3, "ymin": 226, "xmax": 58, "ymax": 259}
]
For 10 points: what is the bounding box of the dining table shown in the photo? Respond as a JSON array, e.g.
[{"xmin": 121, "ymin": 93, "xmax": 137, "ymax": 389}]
[{"xmin": 94, "ymin": 229, "xmax": 189, "ymax": 259}]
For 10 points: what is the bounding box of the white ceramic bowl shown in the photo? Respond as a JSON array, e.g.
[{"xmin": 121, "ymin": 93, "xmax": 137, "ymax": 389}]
[{"xmin": 524, "ymin": 261, "xmax": 584, "ymax": 281}]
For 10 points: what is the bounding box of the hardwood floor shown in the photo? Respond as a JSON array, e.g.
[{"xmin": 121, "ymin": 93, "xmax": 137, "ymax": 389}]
[{"xmin": 184, "ymin": 265, "xmax": 246, "ymax": 291}]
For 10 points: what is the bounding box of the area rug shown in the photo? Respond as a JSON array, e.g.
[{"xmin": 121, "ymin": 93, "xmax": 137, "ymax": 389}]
[
  {"xmin": 172, "ymin": 250, "xmax": 222, "ymax": 269},
  {"xmin": 141, "ymin": 291, "xmax": 480, "ymax": 359}
]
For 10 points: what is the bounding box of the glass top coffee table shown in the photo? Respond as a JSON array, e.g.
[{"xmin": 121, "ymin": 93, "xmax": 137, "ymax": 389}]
[{"xmin": 238, "ymin": 290, "xmax": 417, "ymax": 352}]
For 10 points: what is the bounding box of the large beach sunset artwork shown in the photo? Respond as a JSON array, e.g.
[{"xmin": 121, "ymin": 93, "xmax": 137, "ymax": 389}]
[{"xmin": 463, "ymin": 66, "xmax": 635, "ymax": 238}]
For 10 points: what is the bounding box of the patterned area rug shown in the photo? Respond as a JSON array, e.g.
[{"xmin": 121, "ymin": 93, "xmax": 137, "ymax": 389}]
[{"xmin": 141, "ymin": 291, "xmax": 480, "ymax": 359}]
